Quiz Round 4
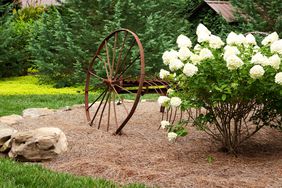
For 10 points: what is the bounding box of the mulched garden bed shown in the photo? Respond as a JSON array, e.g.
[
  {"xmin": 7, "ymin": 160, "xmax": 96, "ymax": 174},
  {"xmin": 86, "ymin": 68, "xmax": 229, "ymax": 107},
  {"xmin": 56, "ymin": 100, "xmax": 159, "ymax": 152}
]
[{"xmin": 11, "ymin": 101, "xmax": 282, "ymax": 188}]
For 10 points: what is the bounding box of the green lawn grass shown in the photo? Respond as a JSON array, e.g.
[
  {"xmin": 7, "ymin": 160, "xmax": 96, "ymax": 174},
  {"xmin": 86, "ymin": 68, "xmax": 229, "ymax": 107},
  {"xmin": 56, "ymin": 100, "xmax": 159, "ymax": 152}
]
[
  {"xmin": 0, "ymin": 94, "xmax": 86, "ymax": 116},
  {"xmin": 0, "ymin": 75, "xmax": 89, "ymax": 116},
  {"xmin": 0, "ymin": 76, "xmax": 158, "ymax": 116},
  {"xmin": 0, "ymin": 158, "xmax": 146, "ymax": 188}
]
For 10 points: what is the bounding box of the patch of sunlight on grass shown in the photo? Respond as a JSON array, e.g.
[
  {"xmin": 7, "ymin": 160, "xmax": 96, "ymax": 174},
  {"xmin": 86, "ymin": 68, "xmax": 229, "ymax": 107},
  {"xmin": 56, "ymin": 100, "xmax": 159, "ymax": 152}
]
[{"xmin": 0, "ymin": 76, "xmax": 84, "ymax": 95}]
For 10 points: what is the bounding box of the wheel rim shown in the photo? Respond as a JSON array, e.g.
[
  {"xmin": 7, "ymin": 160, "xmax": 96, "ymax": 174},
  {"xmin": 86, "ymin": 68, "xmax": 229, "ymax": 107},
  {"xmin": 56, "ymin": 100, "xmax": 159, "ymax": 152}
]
[{"xmin": 85, "ymin": 29, "xmax": 145, "ymax": 134}]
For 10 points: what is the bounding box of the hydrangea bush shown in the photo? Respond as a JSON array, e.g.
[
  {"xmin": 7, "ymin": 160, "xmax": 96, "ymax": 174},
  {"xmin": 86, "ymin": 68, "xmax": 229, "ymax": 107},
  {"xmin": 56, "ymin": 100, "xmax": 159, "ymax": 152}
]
[{"xmin": 159, "ymin": 24, "xmax": 282, "ymax": 153}]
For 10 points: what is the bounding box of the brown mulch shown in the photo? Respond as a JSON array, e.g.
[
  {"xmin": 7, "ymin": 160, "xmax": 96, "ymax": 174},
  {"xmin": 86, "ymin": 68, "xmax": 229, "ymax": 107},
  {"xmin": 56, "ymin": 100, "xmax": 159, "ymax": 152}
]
[{"xmin": 10, "ymin": 102, "xmax": 282, "ymax": 188}]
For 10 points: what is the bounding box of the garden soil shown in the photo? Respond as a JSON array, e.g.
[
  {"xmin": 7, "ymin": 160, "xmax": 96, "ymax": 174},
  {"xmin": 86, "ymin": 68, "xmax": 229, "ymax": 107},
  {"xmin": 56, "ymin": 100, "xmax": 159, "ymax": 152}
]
[{"xmin": 10, "ymin": 102, "xmax": 282, "ymax": 188}]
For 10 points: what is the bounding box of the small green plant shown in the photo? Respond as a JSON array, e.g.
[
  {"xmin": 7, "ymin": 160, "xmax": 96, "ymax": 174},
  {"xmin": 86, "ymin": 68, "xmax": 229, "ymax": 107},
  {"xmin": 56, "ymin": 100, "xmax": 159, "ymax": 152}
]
[{"xmin": 207, "ymin": 155, "xmax": 214, "ymax": 164}]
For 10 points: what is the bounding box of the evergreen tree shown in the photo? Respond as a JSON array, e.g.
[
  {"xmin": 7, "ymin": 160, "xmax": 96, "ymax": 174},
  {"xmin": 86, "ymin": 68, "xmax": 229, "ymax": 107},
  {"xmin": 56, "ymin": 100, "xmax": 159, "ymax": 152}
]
[{"xmin": 29, "ymin": 0, "xmax": 191, "ymax": 86}]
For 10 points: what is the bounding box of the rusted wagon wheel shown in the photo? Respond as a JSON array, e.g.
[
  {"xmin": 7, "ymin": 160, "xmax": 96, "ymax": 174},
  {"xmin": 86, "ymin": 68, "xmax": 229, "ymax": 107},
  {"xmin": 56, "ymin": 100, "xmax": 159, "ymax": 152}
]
[{"xmin": 85, "ymin": 29, "xmax": 145, "ymax": 135}]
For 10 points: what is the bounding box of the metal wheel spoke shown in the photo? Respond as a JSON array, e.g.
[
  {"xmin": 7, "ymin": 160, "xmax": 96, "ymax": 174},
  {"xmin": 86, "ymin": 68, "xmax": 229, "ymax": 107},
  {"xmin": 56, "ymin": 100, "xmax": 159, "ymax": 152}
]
[
  {"xmin": 104, "ymin": 40, "xmax": 113, "ymax": 78},
  {"xmin": 115, "ymin": 31, "xmax": 128, "ymax": 75},
  {"xmin": 112, "ymin": 93, "xmax": 119, "ymax": 128},
  {"xmin": 107, "ymin": 92, "xmax": 111, "ymax": 131},
  {"xmin": 115, "ymin": 54, "xmax": 140, "ymax": 79},
  {"xmin": 111, "ymin": 86, "xmax": 129, "ymax": 115},
  {"xmin": 87, "ymin": 89, "xmax": 107, "ymax": 111},
  {"xmin": 122, "ymin": 39, "xmax": 136, "ymax": 65},
  {"xmin": 97, "ymin": 55, "xmax": 110, "ymax": 79},
  {"xmin": 115, "ymin": 39, "xmax": 136, "ymax": 77},
  {"xmin": 98, "ymin": 92, "xmax": 110, "ymax": 129},
  {"xmin": 111, "ymin": 32, "xmax": 118, "ymax": 75},
  {"xmin": 90, "ymin": 89, "xmax": 108, "ymax": 126},
  {"xmin": 88, "ymin": 70, "xmax": 104, "ymax": 81},
  {"xmin": 88, "ymin": 83, "xmax": 106, "ymax": 92}
]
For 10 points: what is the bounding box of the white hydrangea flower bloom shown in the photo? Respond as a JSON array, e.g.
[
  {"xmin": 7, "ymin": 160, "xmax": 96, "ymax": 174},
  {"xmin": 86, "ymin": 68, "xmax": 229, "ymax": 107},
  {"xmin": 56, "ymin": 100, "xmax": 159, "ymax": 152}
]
[
  {"xmin": 177, "ymin": 34, "xmax": 192, "ymax": 48},
  {"xmin": 190, "ymin": 54, "xmax": 202, "ymax": 65},
  {"xmin": 268, "ymin": 54, "xmax": 281, "ymax": 70},
  {"xmin": 194, "ymin": 44, "xmax": 202, "ymax": 51},
  {"xmin": 227, "ymin": 32, "xmax": 246, "ymax": 45},
  {"xmin": 251, "ymin": 52, "xmax": 269, "ymax": 66},
  {"xmin": 237, "ymin": 34, "xmax": 247, "ymax": 45},
  {"xmin": 178, "ymin": 47, "xmax": 192, "ymax": 61},
  {"xmin": 162, "ymin": 51, "xmax": 171, "ymax": 65},
  {"xmin": 197, "ymin": 32, "xmax": 211, "ymax": 43},
  {"xmin": 162, "ymin": 50, "xmax": 178, "ymax": 65},
  {"xmin": 199, "ymin": 48, "xmax": 214, "ymax": 60},
  {"xmin": 196, "ymin": 23, "xmax": 211, "ymax": 36},
  {"xmin": 183, "ymin": 63, "xmax": 198, "ymax": 77},
  {"xmin": 168, "ymin": 132, "xmax": 178, "ymax": 142},
  {"xmin": 249, "ymin": 65, "xmax": 265, "ymax": 79},
  {"xmin": 209, "ymin": 35, "xmax": 225, "ymax": 49},
  {"xmin": 226, "ymin": 55, "xmax": 244, "ymax": 70},
  {"xmin": 223, "ymin": 45, "xmax": 240, "ymax": 60},
  {"xmin": 245, "ymin": 33, "xmax": 257, "ymax": 45},
  {"xmin": 158, "ymin": 96, "xmax": 170, "ymax": 106},
  {"xmin": 159, "ymin": 69, "xmax": 170, "ymax": 79},
  {"xmin": 253, "ymin": 45, "xmax": 261, "ymax": 53},
  {"xmin": 169, "ymin": 59, "xmax": 184, "ymax": 72},
  {"xmin": 224, "ymin": 45, "xmax": 240, "ymax": 53},
  {"xmin": 160, "ymin": 120, "xmax": 170, "ymax": 129},
  {"xmin": 262, "ymin": 32, "xmax": 279, "ymax": 46},
  {"xmin": 170, "ymin": 97, "xmax": 182, "ymax": 107},
  {"xmin": 226, "ymin": 32, "xmax": 238, "ymax": 45},
  {"xmin": 275, "ymin": 72, "xmax": 282, "ymax": 85},
  {"xmin": 196, "ymin": 24, "xmax": 211, "ymax": 43},
  {"xmin": 270, "ymin": 39, "xmax": 282, "ymax": 55}
]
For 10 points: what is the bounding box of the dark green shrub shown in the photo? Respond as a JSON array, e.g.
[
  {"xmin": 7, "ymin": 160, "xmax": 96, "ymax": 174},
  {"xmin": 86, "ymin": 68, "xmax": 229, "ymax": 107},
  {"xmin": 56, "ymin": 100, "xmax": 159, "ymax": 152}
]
[
  {"xmin": 28, "ymin": 7, "xmax": 88, "ymax": 87},
  {"xmin": 0, "ymin": 4, "xmax": 44, "ymax": 77}
]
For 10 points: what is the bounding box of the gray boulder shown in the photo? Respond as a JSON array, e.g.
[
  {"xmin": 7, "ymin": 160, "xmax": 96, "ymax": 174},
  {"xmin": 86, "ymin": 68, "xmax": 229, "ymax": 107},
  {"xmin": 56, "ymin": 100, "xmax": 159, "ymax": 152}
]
[
  {"xmin": 0, "ymin": 124, "xmax": 17, "ymax": 147},
  {"xmin": 0, "ymin": 114, "xmax": 23, "ymax": 125},
  {"xmin": 22, "ymin": 108, "xmax": 54, "ymax": 118},
  {"xmin": 9, "ymin": 127, "xmax": 68, "ymax": 161}
]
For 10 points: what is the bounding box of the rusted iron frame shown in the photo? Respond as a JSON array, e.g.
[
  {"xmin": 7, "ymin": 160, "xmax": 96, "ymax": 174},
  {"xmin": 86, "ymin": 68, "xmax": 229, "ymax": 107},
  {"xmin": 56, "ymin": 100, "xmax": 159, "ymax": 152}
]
[{"xmin": 85, "ymin": 29, "xmax": 173, "ymax": 134}]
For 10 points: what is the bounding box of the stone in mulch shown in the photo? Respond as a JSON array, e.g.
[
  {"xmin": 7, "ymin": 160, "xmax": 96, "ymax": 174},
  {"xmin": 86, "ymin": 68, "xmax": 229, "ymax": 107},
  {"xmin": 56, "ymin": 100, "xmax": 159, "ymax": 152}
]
[
  {"xmin": 0, "ymin": 114, "xmax": 23, "ymax": 125},
  {"xmin": 9, "ymin": 127, "xmax": 68, "ymax": 161},
  {"xmin": 0, "ymin": 124, "xmax": 17, "ymax": 147},
  {"xmin": 22, "ymin": 108, "xmax": 54, "ymax": 118}
]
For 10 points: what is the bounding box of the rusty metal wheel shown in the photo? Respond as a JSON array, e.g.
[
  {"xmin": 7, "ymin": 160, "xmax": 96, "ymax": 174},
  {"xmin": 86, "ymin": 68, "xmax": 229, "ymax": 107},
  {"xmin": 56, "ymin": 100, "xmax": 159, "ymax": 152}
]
[{"xmin": 85, "ymin": 29, "xmax": 145, "ymax": 135}]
